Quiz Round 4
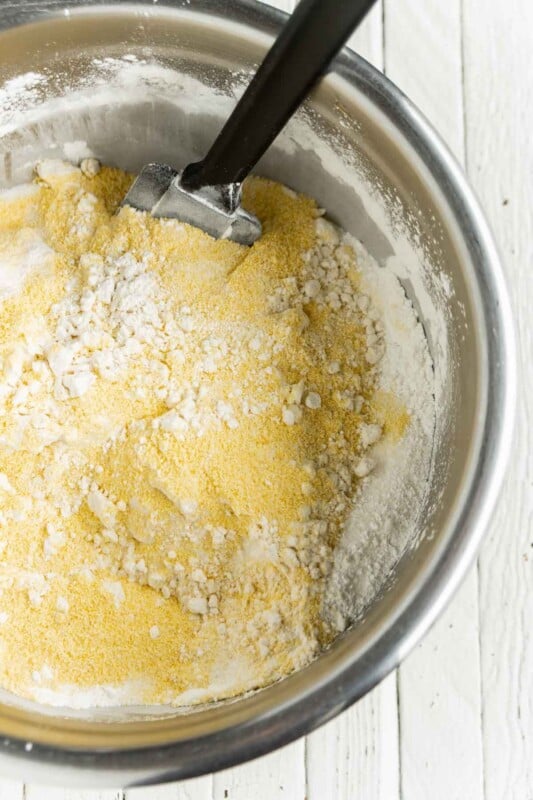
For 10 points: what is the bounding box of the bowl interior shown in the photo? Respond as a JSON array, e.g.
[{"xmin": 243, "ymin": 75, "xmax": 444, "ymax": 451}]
[{"xmin": 0, "ymin": 1, "xmax": 496, "ymax": 782}]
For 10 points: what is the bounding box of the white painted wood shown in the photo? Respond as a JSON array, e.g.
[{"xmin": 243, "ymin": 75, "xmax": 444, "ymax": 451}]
[
  {"xmin": 398, "ymin": 580, "xmax": 485, "ymax": 800},
  {"xmin": 306, "ymin": 673, "xmax": 399, "ymax": 800},
  {"xmin": 384, "ymin": 0, "xmax": 464, "ymax": 157},
  {"xmin": 212, "ymin": 741, "xmax": 305, "ymax": 800},
  {"xmin": 24, "ymin": 789, "xmax": 122, "ymax": 800},
  {"xmin": 126, "ymin": 775, "xmax": 212, "ymax": 800},
  {"xmin": 462, "ymin": 1, "xmax": 533, "ymax": 798},
  {"xmin": 347, "ymin": 1, "xmax": 383, "ymax": 69},
  {"xmin": 384, "ymin": 1, "xmax": 485, "ymax": 799},
  {"xmin": 384, "ymin": 0, "xmax": 464, "ymax": 160},
  {"xmin": 0, "ymin": 778, "xmax": 23, "ymax": 799}
]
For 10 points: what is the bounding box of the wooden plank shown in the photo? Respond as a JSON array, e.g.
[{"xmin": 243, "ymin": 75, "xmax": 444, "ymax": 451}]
[
  {"xmin": 398, "ymin": 580, "xmax": 484, "ymax": 800},
  {"xmin": 462, "ymin": 0, "xmax": 533, "ymax": 798},
  {"xmin": 212, "ymin": 741, "xmax": 305, "ymax": 800},
  {"xmin": 384, "ymin": 0, "xmax": 464, "ymax": 157},
  {"xmin": 384, "ymin": 1, "xmax": 485, "ymax": 799},
  {"xmin": 0, "ymin": 779, "xmax": 24, "ymax": 799},
  {"xmin": 347, "ymin": 1, "xmax": 383, "ymax": 69},
  {"xmin": 126, "ymin": 776, "xmax": 212, "ymax": 800},
  {"xmin": 24, "ymin": 789, "xmax": 122, "ymax": 800},
  {"xmin": 306, "ymin": 673, "xmax": 399, "ymax": 800}
]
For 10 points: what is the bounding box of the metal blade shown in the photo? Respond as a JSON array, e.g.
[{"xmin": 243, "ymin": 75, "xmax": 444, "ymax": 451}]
[
  {"xmin": 122, "ymin": 163, "xmax": 179, "ymax": 211},
  {"xmin": 122, "ymin": 164, "xmax": 261, "ymax": 246}
]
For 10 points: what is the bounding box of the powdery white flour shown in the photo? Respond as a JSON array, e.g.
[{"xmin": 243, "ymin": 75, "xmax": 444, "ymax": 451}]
[{"xmin": 324, "ymin": 236, "xmax": 435, "ymax": 628}]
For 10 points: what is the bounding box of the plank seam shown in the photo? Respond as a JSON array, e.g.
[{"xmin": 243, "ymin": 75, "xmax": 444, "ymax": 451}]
[
  {"xmin": 381, "ymin": 0, "xmax": 387, "ymax": 74},
  {"xmin": 476, "ymin": 562, "xmax": 488, "ymax": 800},
  {"xmin": 304, "ymin": 732, "xmax": 309, "ymax": 799},
  {"xmin": 395, "ymin": 670, "xmax": 403, "ymax": 800},
  {"xmin": 459, "ymin": 0, "xmax": 469, "ymax": 171}
]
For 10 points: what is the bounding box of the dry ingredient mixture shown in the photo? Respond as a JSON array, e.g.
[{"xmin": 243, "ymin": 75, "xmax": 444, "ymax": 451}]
[{"xmin": 0, "ymin": 158, "xmax": 418, "ymax": 708}]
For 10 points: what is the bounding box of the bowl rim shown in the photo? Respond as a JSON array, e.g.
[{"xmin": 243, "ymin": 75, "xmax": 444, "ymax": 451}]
[{"xmin": 0, "ymin": 0, "xmax": 516, "ymax": 786}]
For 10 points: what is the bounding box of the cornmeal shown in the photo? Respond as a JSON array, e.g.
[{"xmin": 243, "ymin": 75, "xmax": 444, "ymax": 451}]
[{"xmin": 0, "ymin": 159, "xmax": 395, "ymax": 707}]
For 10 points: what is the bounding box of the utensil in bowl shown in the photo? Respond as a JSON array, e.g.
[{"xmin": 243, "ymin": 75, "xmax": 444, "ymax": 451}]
[{"xmin": 123, "ymin": 0, "xmax": 376, "ymax": 243}]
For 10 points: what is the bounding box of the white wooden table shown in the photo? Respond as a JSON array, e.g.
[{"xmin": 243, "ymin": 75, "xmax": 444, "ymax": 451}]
[{"xmin": 4, "ymin": 0, "xmax": 531, "ymax": 797}]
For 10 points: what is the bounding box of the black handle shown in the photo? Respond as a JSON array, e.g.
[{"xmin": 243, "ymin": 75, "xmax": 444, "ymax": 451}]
[{"xmin": 181, "ymin": 0, "xmax": 377, "ymax": 191}]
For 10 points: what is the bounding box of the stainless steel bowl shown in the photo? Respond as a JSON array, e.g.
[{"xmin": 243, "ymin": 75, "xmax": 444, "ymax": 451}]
[{"xmin": 0, "ymin": 0, "xmax": 515, "ymax": 787}]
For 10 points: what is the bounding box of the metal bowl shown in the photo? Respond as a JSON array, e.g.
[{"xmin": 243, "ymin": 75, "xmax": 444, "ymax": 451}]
[{"xmin": 0, "ymin": 0, "xmax": 515, "ymax": 787}]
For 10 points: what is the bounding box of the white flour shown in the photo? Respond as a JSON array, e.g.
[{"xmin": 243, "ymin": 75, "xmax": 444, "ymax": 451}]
[
  {"xmin": 324, "ymin": 236, "xmax": 435, "ymax": 627},
  {"xmin": 0, "ymin": 228, "xmax": 54, "ymax": 300}
]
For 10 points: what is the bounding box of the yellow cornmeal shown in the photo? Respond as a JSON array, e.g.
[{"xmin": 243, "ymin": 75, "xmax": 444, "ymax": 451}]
[{"xmin": 0, "ymin": 161, "xmax": 401, "ymax": 707}]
